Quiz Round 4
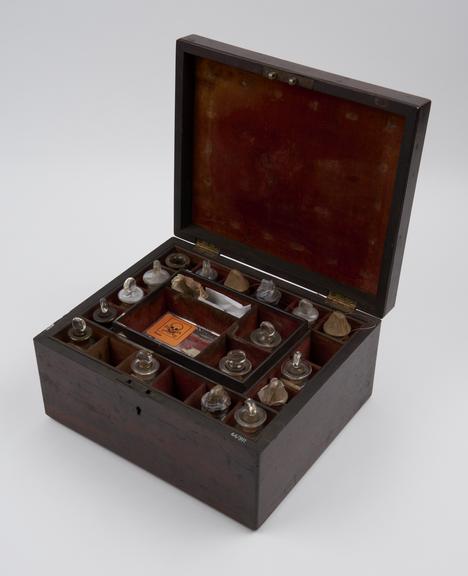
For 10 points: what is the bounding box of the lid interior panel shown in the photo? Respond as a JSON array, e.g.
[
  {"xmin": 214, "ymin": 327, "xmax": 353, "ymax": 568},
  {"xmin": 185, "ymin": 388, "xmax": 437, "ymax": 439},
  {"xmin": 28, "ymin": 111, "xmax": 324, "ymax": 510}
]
[{"xmin": 174, "ymin": 36, "xmax": 429, "ymax": 317}]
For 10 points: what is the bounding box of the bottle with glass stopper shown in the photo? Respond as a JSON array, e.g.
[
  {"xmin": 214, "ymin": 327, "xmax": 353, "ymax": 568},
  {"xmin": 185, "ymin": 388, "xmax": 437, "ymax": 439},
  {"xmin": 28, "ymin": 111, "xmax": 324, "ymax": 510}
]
[
  {"xmin": 130, "ymin": 350, "xmax": 160, "ymax": 381},
  {"xmin": 257, "ymin": 377, "xmax": 289, "ymax": 407},
  {"xmin": 250, "ymin": 321, "xmax": 282, "ymax": 349},
  {"xmin": 143, "ymin": 260, "xmax": 170, "ymax": 290},
  {"xmin": 234, "ymin": 399, "xmax": 267, "ymax": 434},
  {"xmin": 255, "ymin": 279, "xmax": 281, "ymax": 305},
  {"xmin": 196, "ymin": 259, "xmax": 218, "ymax": 281},
  {"xmin": 219, "ymin": 349, "xmax": 252, "ymax": 377},
  {"xmin": 292, "ymin": 298, "xmax": 320, "ymax": 324},
  {"xmin": 165, "ymin": 252, "xmax": 191, "ymax": 270},
  {"xmin": 201, "ymin": 385, "xmax": 231, "ymax": 419},
  {"xmin": 67, "ymin": 317, "xmax": 94, "ymax": 347},
  {"xmin": 281, "ymin": 350, "xmax": 312, "ymax": 389},
  {"xmin": 118, "ymin": 277, "xmax": 144, "ymax": 305},
  {"xmin": 93, "ymin": 297, "xmax": 118, "ymax": 324}
]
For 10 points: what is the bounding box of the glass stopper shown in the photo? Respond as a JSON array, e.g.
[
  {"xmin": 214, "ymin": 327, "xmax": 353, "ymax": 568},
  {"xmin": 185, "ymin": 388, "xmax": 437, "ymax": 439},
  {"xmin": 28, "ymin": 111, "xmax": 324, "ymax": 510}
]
[
  {"xmin": 292, "ymin": 298, "xmax": 320, "ymax": 324},
  {"xmin": 201, "ymin": 384, "xmax": 231, "ymax": 416},
  {"xmin": 118, "ymin": 277, "xmax": 144, "ymax": 305},
  {"xmin": 281, "ymin": 350, "xmax": 312, "ymax": 386},
  {"xmin": 143, "ymin": 260, "xmax": 170, "ymax": 289},
  {"xmin": 234, "ymin": 399, "xmax": 267, "ymax": 432},
  {"xmin": 257, "ymin": 377, "xmax": 289, "ymax": 407},
  {"xmin": 255, "ymin": 279, "xmax": 281, "ymax": 305},
  {"xmin": 131, "ymin": 350, "xmax": 160, "ymax": 380},
  {"xmin": 68, "ymin": 317, "xmax": 93, "ymax": 342},
  {"xmin": 93, "ymin": 297, "xmax": 117, "ymax": 324},
  {"xmin": 219, "ymin": 349, "xmax": 252, "ymax": 377},
  {"xmin": 165, "ymin": 252, "xmax": 190, "ymax": 270},
  {"xmin": 196, "ymin": 259, "xmax": 218, "ymax": 281},
  {"xmin": 250, "ymin": 321, "xmax": 282, "ymax": 348}
]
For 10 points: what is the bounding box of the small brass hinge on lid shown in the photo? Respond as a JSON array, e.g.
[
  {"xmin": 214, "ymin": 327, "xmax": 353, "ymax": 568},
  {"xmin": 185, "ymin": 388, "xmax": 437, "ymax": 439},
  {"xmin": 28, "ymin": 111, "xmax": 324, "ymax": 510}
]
[
  {"xmin": 326, "ymin": 292, "xmax": 357, "ymax": 312},
  {"xmin": 195, "ymin": 239, "xmax": 220, "ymax": 256}
]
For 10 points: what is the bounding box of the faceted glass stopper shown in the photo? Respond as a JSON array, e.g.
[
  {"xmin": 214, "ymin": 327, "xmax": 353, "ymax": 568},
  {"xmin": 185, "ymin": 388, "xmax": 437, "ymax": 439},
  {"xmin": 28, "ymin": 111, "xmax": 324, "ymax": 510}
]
[
  {"xmin": 196, "ymin": 259, "xmax": 218, "ymax": 281},
  {"xmin": 131, "ymin": 350, "xmax": 160, "ymax": 380},
  {"xmin": 234, "ymin": 399, "xmax": 267, "ymax": 432},
  {"xmin": 201, "ymin": 384, "xmax": 231, "ymax": 414},
  {"xmin": 257, "ymin": 377, "xmax": 289, "ymax": 407},
  {"xmin": 323, "ymin": 311, "xmax": 352, "ymax": 338},
  {"xmin": 219, "ymin": 349, "xmax": 252, "ymax": 377},
  {"xmin": 281, "ymin": 351, "xmax": 312, "ymax": 385},
  {"xmin": 118, "ymin": 277, "xmax": 144, "ymax": 304},
  {"xmin": 68, "ymin": 317, "xmax": 92, "ymax": 342},
  {"xmin": 224, "ymin": 269, "xmax": 249, "ymax": 293},
  {"xmin": 165, "ymin": 252, "xmax": 190, "ymax": 270},
  {"xmin": 143, "ymin": 260, "xmax": 170, "ymax": 289},
  {"xmin": 292, "ymin": 299, "xmax": 320, "ymax": 324},
  {"xmin": 250, "ymin": 321, "xmax": 282, "ymax": 349},
  {"xmin": 93, "ymin": 297, "xmax": 117, "ymax": 324},
  {"xmin": 255, "ymin": 279, "xmax": 281, "ymax": 305}
]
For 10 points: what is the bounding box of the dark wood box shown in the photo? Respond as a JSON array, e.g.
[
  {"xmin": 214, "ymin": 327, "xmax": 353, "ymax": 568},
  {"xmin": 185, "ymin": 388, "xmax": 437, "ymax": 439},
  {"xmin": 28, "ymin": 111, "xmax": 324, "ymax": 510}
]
[{"xmin": 34, "ymin": 35, "xmax": 430, "ymax": 529}]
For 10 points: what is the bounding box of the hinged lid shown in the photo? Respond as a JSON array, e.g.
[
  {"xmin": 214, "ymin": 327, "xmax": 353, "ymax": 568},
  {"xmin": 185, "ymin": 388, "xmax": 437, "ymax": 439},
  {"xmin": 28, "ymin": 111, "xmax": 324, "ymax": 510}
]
[{"xmin": 174, "ymin": 35, "xmax": 430, "ymax": 317}]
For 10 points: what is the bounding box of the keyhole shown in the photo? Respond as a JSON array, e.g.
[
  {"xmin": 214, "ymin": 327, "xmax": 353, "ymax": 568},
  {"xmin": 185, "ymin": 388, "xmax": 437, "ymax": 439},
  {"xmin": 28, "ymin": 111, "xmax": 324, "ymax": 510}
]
[{"xmin": 136, "ymin": 406, "xmax": 142, "ymax": 415}]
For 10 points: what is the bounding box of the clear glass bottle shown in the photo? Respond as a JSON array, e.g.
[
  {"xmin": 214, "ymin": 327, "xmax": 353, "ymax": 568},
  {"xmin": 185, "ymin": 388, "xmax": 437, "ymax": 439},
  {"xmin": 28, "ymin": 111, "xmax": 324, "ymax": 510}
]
[
  {"xmin": 201, "ymin": 384, "xmax": 231, "ymax": 419},
  {"xmin": 118, "ymin": 277, "xmax": 144, "ymax": 305},
  {"xmin": 234, "ymin": 399, "xmax": 267, "ymax": 434},
  {"xmin": 143, "ymin": 260, "xmax": 170, "ymax": 290},
  {"xmin": 196, "ymin": 259, "xmax": 218, "ymax": 281},
  {"xmin": 67, "ymin": 317, "xmax": 94, "ymax": 347},
  {"xmin": 292, "ymin": 298, "xmax": 320, "ymax": 324},
  {"xmin": 255, "ymin": 279, "xmax": 281, "ymax": 305},
  {"xmin": 281, "ymin": 351, "xmax": 312, "ymax": 388},
  {"xmin": 250, "ymin": 321, "xmax": 282, "ymax": 349},
  {"xmin": 130, "ymin": 350, "xmax": 160, "ymax": 381},
  {"xmin": 93, "ymin": 297, "xmax": 118, "ymax": 324},
  {"xmin": 219, "ymin": 349, "xmax": 252, "ymax": 377},
  {"xmin": 165, "ymin": 252, "xmax": 190, "ymax": 270}
]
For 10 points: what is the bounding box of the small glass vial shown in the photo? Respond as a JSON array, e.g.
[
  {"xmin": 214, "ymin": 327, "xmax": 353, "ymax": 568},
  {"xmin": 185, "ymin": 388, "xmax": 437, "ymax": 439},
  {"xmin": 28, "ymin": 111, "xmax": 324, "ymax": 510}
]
[
  {"xmin": 201, "ymin": 384, "xmax": 231, "ymax": 420},
  {"xmin": 143, "ymin": 260, "xmax": 170, "ymax": 290},
  {"xmin": 219, "ymin": 349, "xmax": 252, "ymax": 377},
  {"xmin": 257, "ymin": 377, "xmax": 289, "ymax": 407},
  {"xmin": 250, "ymin": 321, "xmax": 282, "ymax": 349},
  {"xmin": 130, "ymin": 350, "xmax": 160, "ymax": 381},
  {"xmin": 292, "ymin": 299, "xmax": 320, "ymax": 324},
  {"xmin": 68, "ymin": 317, "xmax": 94, "ymax": 347},
  {"xmin": 196, "ymin": 259, "xmax": 218, "ymax": 281},
  {"xmin": 165, "ymin": 252, "xmax": 190, "ymax": 270},
  {"xmin": 281, "ymin": 351, "xmax": 312, "ymax": 389},
  {"xmin": 93, "ymin": 297, "xmax": 118, "ymax": 324},
  {"xmin": 234, "ymin": 399, "xmax": 267, "ymax": 434},
  {"xmin": 118, "ymin": 277, "xmax": 144, "ymax": 305},
  {"xmin": 255, "ymin": 279, "xmax": 281, "ymax": 305}
]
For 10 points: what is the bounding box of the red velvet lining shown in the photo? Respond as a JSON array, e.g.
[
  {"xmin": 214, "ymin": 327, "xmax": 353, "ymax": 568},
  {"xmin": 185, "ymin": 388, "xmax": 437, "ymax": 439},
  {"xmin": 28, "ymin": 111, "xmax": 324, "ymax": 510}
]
[{"xmin": 191, "ymin": 58, "xmax": 405, "ymax": 296}]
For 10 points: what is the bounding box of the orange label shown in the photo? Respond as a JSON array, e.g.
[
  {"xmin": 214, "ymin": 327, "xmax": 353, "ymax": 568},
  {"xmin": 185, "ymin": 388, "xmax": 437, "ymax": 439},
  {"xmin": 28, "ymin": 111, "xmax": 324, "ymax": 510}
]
[{"xmin": 145, "ymin": 313, "xmax": 196, "ymax": 346}]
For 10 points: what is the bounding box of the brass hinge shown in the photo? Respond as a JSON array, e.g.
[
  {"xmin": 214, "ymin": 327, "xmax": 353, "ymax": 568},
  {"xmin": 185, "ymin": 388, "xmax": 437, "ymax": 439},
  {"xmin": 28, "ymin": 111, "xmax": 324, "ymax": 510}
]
[
  {"xmin": 195, "ymin": 239, "xmax": 220, "ymax": 256},
  {"xmin": 326, "ymin": 292, "xmax": 357, "ymax": 312}
]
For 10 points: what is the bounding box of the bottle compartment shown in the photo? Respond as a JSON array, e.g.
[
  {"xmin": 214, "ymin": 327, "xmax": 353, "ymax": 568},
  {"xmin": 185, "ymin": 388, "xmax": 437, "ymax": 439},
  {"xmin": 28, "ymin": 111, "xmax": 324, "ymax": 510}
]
[{"xmin": 52, "ymin": 239, "xmax": 375, "ymax": 439}]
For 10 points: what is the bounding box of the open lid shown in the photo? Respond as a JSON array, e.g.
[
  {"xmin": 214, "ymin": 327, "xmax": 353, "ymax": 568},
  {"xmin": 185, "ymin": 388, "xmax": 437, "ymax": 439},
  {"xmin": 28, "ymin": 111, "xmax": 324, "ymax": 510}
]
[{"xmin": 174, "ymin": 35, "xmax": 430, "ymax": 317}]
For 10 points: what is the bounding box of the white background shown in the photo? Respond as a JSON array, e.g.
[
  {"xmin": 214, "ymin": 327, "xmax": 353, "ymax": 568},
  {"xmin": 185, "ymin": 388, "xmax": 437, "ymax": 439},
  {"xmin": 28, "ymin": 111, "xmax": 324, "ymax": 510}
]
[{"xmin": 1, "ymin": 1, "xmax": 467, "ymax": 574}]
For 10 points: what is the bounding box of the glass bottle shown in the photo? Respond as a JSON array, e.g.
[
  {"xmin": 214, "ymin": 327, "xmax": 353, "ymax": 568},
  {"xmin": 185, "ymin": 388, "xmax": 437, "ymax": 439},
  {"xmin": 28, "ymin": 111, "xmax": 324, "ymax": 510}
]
[
  {"xmin": 143, "ymin": 260, "xmax": 170, "ymax": 290},
  {"xmin": 219, "ymin": 349, "xmax": 252, "ymax": 377},
  {"xmin": 118, "ymin": 277, "xmax": 144, "ymax": 305},
  {"xmin": 250, "ymin": 321, "xmax": 282, "ymax": 349}
]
